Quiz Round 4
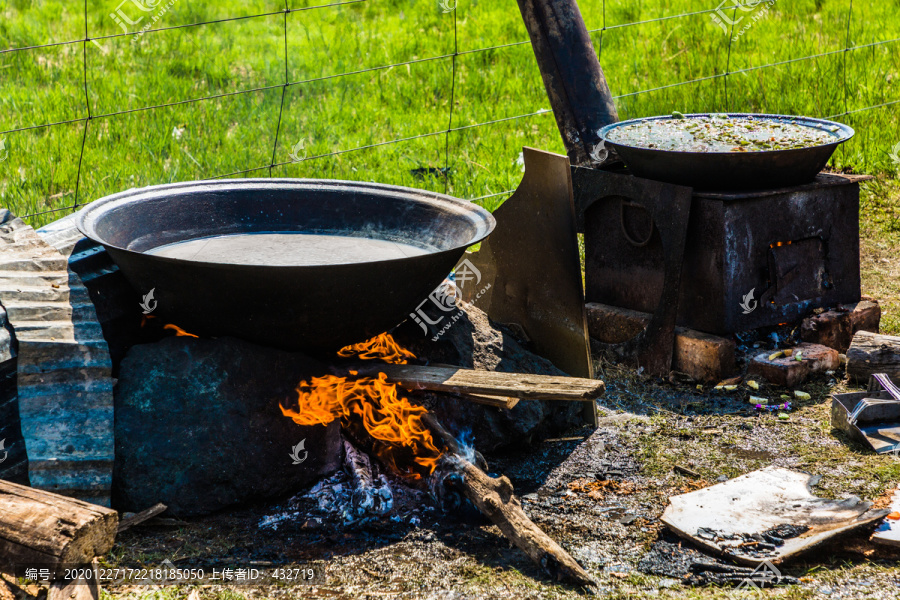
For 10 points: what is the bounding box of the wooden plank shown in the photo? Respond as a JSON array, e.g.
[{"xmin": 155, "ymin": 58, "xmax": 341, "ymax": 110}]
[
  {"xmin": 117, "ymin": 503, "xmax": 167, "ymax": 533},
  {"xmin": 847, "ymin": 331, "xmax": 900, "ymax": 384},
  {"xmin": 461, "ymin": 394, "xmax": 520, "ymax": 410},
  {"xmin": 376, "ymin": 364, "xmax": 604, "ymax": 401},
  {"xmin": 0, "ymin": 479, "xmax": 117, "ymax": 572},
  {"xmin": 0, "ymin": 209, "xmax": 115, "ymax": 506}
]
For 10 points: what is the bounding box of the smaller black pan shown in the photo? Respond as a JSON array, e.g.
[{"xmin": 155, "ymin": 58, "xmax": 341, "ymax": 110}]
[{"xmin": 598, "ymin": 113, "xmax": 854, "ymax": 190}]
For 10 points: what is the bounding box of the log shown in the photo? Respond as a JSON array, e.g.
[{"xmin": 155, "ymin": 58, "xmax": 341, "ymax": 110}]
[
  {"xmin": 0, "ymin": 479, "xmax": 118, "ymax": 575},
  {"xmin": 847, "ymin": 331, "xmax": 900, "ymax": 383},
  {"xmin": 371, "ymin": 364, "xmax": 604, "ymax": 401},
  {"xmin": 422, "ymin": 414, "xmax": 596, "ymax": 587},
  {"xmin": 451, "ymin": 459, "xmax": 595, "ymax": 586}
]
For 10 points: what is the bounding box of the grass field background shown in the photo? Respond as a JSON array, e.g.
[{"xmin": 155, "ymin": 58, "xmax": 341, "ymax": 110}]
[{"xmin": 1, "ymin": 0, "xmax": 898, "ymax": 227}]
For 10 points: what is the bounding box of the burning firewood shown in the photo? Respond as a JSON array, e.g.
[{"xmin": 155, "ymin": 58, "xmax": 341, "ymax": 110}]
[
  {"xmin": 342, "ymin": 437, "xmax": 393, "ymax": 518},
  {"xmin": 281, "ymin": 333, "xmax": 596, "ymax": 586},
  {"xmin": 420, "ymin": 410, "xmax": 488, "ymax": 472},
  {"xmin": 422, "ymin": 413, "xmax": 597, "ymax": 587}
]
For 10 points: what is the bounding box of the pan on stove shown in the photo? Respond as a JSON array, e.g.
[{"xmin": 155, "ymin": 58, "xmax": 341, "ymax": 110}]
[
  {"xmin": 598, "ymin": 113, "xmax": 854, "ymax": 190},
  {"xmin": 76, "ymin": 179, "xmax": 495, "ymax": 353}
]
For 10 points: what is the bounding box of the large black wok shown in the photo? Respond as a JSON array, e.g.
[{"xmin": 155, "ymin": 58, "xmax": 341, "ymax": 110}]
[
  {"xmin": 76, "ymin": 179, "xmax": 495, "ymax": 352},
  {"xmin": 598, "ymin": 113, "xmax": 854, "ymax": 189}
]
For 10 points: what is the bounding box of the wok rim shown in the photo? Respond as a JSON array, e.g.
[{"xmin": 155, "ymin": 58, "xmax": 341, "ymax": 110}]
[
  {"xmin": 598, "ymin": 112, "xmax": 855, "ymax": 156},
  {"xmin": 75, "ymin": 178, "xmax": 496, "ymax": 270}
]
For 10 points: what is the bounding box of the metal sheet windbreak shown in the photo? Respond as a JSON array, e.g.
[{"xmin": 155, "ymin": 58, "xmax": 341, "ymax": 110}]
[{"xmin": 0, "ymin": 209, "xmax": 114, "ymax": 506}]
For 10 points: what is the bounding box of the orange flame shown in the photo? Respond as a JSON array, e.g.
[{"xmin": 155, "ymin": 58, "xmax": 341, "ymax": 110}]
[
  {"xmin": 281, "ymin": 333, "xmax": 442, "ymax": 479},
  {"xmin": 140, "ymin": 315, "xmax": 200, "ymax": 338},
  {"xmin": 337, "ymin": 333, "xmax": 416, "ymax": 364},
  {"xmin": 163, "ymin": 323, "xmax": 199, "ymax": 338}
]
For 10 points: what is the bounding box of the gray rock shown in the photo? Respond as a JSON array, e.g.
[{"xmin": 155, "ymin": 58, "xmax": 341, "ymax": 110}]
[{"xmin": 114, "ymin": 336, "xmax": 341, "ymax": 516}]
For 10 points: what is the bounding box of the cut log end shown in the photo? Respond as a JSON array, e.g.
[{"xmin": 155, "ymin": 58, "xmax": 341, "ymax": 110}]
[
  {"xmin": 847, "ymin": 331, "xmax": 900, "ymax": 384},
  {"xmin": 0, "ymin": 480, "xmax": 118, "ymax": 575}
]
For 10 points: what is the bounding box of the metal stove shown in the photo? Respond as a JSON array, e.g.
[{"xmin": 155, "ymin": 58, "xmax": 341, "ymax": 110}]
[{"xmin": 576, "ymin": 170, "xmax": 865, "ymax": 335}]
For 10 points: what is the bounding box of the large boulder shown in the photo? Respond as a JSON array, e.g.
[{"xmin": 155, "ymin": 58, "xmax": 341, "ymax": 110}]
[{"xmin": 114, "ymin": 336, "xmax": 341, "ymax": 516}]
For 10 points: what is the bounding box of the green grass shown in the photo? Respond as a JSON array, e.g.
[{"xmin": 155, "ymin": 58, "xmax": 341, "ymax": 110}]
[{"xmin": 1, "ymin": 0, "xmax": 899, "ymax": 228}]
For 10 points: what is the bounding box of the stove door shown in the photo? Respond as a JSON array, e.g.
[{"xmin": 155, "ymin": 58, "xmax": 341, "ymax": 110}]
[{"xmin": 766, "ymin": 237, "xmax": 829, "ymax": 305}]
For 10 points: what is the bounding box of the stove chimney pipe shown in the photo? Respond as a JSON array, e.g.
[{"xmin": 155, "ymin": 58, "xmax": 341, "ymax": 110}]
[{"xmin": 516, "ymin": 0, "xmax": 618, "ymax": 167}]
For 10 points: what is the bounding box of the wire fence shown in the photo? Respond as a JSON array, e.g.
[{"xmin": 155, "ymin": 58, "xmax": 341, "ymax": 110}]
[{"xmin": 1, "ymin": 0, "xmax": 898, "ymax": 224}]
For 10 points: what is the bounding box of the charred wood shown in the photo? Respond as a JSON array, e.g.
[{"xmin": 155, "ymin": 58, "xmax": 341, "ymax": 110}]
[
  {"xmin": 422, "ymin": 414, "xmax": 596, "ymax": 587},
  {"xmin": 421, "ymin": 413, "xmax": 488, "ymax": 472},
  {"xmin": 342, "ymin": 437, "xmax": 392, "ymax": 517}
]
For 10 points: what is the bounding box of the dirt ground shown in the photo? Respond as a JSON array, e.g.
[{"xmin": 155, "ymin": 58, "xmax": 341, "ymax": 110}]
[{"xmin": 6, "ymin": 363, "xmax": 897, "ymax": 600}]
